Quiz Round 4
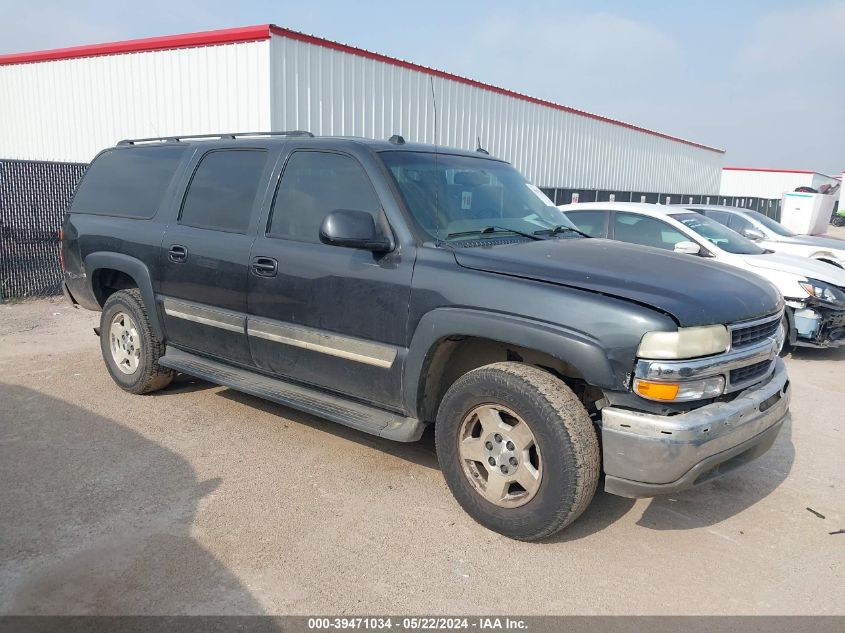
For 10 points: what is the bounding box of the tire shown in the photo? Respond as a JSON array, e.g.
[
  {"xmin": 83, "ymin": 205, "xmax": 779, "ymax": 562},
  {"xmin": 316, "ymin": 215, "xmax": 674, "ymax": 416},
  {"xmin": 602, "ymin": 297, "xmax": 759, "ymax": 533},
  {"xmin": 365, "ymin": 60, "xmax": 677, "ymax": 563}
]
[
  {"xmin": 780, "ymin": 309, "xmax": 794, "ymax": 356},
  {"xmin": 100, "ymin": 289, "xmax": 174, "ymax": 394},
  {"xmin": 832, "ymin": 216, "xmax": 845, "ymax": 227},
  {"xmin": 435, "ymin": 362, "xmax": 600, "ymax": 541}
]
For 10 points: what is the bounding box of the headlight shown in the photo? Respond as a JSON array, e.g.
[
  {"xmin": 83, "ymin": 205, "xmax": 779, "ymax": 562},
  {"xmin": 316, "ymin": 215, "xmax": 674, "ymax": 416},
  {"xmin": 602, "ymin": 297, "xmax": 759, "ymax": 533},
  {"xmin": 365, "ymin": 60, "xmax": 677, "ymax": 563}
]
[
  {"xmin": 634, "ymin": 376, "xmax": 725, "ymax": 402},
  {"xmin": 637, "ymin": 324, "xmax": 730, "ymax": 360},
  {"xmin": 798, "ymin": 279, "xmax": 845, "ymax": 304}
]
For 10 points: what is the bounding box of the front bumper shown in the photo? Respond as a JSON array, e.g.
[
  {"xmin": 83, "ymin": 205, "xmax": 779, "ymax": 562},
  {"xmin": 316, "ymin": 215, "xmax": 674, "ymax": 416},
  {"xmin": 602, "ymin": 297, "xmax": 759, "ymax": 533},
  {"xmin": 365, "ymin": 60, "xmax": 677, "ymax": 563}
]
[
  {"xmin": 601, "ymin": 357, "xmax": 790, "ymax": 498},
  {"xmin": 788, "ymin": 299, "xmax": 845, "ymax": 348}
]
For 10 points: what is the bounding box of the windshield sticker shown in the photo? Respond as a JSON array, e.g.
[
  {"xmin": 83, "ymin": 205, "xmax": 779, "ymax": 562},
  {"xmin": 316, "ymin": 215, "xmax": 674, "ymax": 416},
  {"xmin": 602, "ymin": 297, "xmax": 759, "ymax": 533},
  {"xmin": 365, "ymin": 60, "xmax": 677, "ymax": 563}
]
[{"xmin": 461, "ymin": 191, "xmax": 472, "ymax": 210}]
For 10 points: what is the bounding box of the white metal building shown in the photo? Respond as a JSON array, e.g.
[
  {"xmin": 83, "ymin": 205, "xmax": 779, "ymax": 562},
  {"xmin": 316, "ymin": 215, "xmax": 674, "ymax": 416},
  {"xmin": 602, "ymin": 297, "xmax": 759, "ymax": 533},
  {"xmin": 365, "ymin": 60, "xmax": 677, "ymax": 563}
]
[
  {"xmin": 720, "ymin": 167, "xmax": 840, "ymax": 199},
  {"xmin": 0, "ymin": 23, "xmax": 725, "ymax": 196}
]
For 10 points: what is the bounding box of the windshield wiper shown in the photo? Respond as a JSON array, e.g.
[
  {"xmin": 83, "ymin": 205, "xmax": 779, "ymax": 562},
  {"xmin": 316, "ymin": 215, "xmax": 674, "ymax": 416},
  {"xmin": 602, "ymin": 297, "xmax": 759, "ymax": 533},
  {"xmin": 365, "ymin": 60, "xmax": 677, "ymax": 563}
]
[
  {"xmin": 534, "ymin": 225, "xmax": 590, "ymax": 238},
  {"xmin": 446, "ymin": 226, "xmax": 543, "ymax": 241}
]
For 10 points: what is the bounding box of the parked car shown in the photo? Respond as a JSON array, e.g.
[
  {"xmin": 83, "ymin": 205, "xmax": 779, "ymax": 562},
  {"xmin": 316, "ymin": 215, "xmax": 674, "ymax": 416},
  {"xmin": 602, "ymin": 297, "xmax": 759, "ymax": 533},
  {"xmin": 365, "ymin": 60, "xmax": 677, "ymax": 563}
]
[
  {"xmin": 682, "ymin": 204, "xmax": 845, "ymax": 268},
  {"xmin": 63, "ymin": 133, "xmax": 789, "ymax": 540},
  {"xmin": 560, "ymin": 201, "xmax": 845, "ymax": 349}
]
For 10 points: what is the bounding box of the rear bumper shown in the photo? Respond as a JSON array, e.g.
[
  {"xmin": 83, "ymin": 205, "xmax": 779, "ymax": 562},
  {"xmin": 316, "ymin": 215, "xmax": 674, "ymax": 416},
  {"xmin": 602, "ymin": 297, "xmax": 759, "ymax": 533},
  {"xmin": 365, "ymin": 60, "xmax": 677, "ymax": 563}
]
[{"xmin": 601, "ymin": 357, "xmax": 790, "ymax": 498}]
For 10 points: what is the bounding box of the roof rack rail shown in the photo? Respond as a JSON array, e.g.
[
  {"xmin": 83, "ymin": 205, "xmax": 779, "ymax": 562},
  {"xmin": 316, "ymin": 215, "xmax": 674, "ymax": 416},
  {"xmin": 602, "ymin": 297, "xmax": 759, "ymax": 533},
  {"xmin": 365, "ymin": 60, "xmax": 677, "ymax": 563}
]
[{"xmin": 117, "ymin": 130, "xmax": 314, "ymax": 145}]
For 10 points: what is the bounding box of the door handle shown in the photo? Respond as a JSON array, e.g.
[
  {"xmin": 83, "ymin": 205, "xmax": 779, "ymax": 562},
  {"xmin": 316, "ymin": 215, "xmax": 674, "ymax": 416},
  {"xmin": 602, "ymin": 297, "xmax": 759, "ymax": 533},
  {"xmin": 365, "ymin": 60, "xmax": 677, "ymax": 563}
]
[
  {"xmin": 251, "ymin": 256, "xmax": 278, "ymax": 277},
  {"xmin": 168, "ymin": 244, "xmax": 188, "ymax": 263}
]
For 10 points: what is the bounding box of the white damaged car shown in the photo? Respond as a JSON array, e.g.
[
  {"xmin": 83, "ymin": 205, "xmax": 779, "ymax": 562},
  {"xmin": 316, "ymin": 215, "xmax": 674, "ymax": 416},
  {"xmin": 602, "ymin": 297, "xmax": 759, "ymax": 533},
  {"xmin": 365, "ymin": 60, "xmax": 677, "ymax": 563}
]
[
  {"xmin": 681, "ymin": 204, "xmax": 845, "ymax": 269},
  {"xmin": 559, "ymin": 201, "xmax": 845, "ymax": 349}
]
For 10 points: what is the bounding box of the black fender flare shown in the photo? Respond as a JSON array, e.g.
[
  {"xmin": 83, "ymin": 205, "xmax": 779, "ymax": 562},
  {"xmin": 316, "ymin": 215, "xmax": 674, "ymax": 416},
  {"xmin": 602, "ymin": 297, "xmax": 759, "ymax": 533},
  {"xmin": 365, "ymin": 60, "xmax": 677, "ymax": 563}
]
[
  {"xmin": 784, "ymin": 305, "xmax": 796, "ymax": 346},
  {"xmin": 83, "ymin": 252, "xmax": 164, "ymax": 340},
  {"xmin": 402, "ymin": 308, "xmax": 619, "ymax": 416}
]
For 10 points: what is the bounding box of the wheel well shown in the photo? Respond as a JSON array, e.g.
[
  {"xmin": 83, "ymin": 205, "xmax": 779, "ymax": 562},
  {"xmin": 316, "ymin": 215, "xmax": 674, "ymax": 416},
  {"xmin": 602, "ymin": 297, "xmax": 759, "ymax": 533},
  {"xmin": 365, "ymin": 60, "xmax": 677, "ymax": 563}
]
[
  {"xmin": 417, "ymin": 336, "xmax": 600, "ymax": 423},
  {"xmin": 91, "ymin": 268, "xmax": 138, "ymax": 307}
]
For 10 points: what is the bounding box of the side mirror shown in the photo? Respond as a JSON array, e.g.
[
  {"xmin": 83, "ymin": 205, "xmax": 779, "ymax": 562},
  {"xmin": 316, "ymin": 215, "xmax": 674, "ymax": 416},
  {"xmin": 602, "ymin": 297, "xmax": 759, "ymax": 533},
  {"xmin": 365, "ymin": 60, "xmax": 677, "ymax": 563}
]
[
  {"xmin": 319, "ymin": 209, "xmax": 393, "ymax": 252},
  {"xmin": 674, "ymin": 240, "xmax": 701, "ymax": 255},
  {"xmin": 742, "ymin": 227, "xmax": 766, "ymax": 242}
]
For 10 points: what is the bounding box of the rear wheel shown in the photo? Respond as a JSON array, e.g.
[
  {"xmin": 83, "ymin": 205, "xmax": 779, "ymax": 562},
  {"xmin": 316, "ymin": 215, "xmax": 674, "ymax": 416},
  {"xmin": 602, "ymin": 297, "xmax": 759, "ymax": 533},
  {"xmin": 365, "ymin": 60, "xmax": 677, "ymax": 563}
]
[
  {"xmin": 435, "ymin": 362, "xmax": 600, "ymax": 541},
  {"xmin": 100, "ymin": 289, "xmax": 174, "ymax": 394}
]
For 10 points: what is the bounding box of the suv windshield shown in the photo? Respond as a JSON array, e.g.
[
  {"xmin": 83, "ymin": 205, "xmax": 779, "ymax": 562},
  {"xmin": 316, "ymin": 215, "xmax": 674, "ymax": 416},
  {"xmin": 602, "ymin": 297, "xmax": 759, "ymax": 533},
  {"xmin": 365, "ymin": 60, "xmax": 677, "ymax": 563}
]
[
  {"xmin": 745, "ymin": 209, "xmax": 796, "ymax": 237},
  {"xmin": 379, "ymin": 151, "xmax": 579, "ymax": 241},
  {"xmin": 671, "ymin": 212, "xmax": 766, "ymax": 255}
]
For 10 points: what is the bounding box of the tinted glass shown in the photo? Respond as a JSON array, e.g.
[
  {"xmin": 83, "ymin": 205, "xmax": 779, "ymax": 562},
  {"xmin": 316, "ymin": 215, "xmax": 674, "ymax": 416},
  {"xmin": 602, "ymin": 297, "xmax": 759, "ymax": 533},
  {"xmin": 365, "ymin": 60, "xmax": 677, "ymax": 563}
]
[
  {"xmin": 746, "ymin": 209, "xmax": 796, "ymax": 237},
  {"xmin": 671, "ymin": 212, "xmax": 765, "ymax": 255},
  {"xmin": 71, "ymin": 146, "xmax": 187, "ymax": 218},
  {"xmin": 703, "ymin": 209, "xmax": 731, "ymax": 226},
  {"xmin": 728, "ymin": 213, "xmax": 754, "ymax": 233},
  {"xmin": 379, "ymin": 151, "xmax": 580, "ymax": 242},
  {"xmin": 180, "ymin": 150, "xmax": 267, "ymax": 234},
  {"xmin": 564, "ymin": 211, "xmax": 609, "ymax": 237},
  {"xmin": 269, "ymin": 151, "xmax": 381, "ymax": 242},
  {"xmin": 613, "ymin": 213, "xmax": 687, "ymax": 250}
]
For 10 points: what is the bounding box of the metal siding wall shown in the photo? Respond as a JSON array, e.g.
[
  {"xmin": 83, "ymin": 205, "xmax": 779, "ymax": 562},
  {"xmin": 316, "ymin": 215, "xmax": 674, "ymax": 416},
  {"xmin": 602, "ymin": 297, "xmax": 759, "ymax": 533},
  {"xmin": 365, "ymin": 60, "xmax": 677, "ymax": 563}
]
[
  {"xmin": 0, "ymin": 41, "xmax": 271, "ymax": 163},
  {"xmin": 269, "ymin": 35, "xmax": 721, "ymax": 193},
  {"xmin": 719, "ymin": 170, "xmax": 816, "ymax": 198},
  {"xmin": 0, "ymin": 35, "xmax": 721, "ymax": 192}
]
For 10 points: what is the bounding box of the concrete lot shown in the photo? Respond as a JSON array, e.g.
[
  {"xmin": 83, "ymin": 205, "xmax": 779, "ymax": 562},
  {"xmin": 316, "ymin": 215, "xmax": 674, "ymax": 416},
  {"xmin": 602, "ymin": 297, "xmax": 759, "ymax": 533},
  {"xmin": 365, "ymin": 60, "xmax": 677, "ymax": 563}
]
[{"xmin": 2, "ymin": 237, "xmax": 844, "ymax": 615}]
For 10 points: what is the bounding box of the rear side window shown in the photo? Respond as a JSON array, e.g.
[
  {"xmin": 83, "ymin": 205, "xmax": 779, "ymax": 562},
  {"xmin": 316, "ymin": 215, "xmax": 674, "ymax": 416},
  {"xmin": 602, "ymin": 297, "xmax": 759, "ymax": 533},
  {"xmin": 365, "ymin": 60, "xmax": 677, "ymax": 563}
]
[
  {"xmin": 728, "ymin": 214, "xmax": 754, "ymax": 233},
  {"xmin": 179, "ymin": 150, "xmax": 268, "ymax": 234},
  {"xmin": 565, "ymin": 211, "xmax": 609, "ymax": 237},
  {"xmin": 703, "ymin": 210, "xmax": 731, "ymax": 226},
  {"xmin": 613, "ymin": 212, "xmax": 687, "ymax": 250},
  {"xmin": 70, "ymin": 146, "xmax": 187, "ymax": 218},
  {"xmin": 268, "ymin": 151, "xmax": 381, "ymax": 243}
]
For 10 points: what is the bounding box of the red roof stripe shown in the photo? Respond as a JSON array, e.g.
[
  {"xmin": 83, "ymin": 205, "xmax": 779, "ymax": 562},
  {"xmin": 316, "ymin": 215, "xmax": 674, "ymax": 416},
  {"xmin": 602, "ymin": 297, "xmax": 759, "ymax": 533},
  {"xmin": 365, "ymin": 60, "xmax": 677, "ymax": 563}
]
[
  {"xmin": 723, "ymin": 167, "xmax": 837, "ymax": 177},
  {"xmin": 723, "ymin": 167, "xmax": 814, "ymax": 174},
  {"xmin": 0, "ymin": 23, "xmax": 724, "ymax": 154},
  {"xmin": 0, "ymin": 25, "xmax": 271, "ymax": 65}
]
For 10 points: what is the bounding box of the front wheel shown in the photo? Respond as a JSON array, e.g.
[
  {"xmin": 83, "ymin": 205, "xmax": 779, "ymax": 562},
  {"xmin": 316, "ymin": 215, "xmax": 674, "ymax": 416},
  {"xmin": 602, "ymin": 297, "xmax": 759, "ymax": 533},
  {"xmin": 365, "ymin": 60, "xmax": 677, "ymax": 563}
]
[
  {"xmin": 780, "ymin": 309, "xmax": 794, "ymax": 356},
  {"xmin": 435, "ymin": 362, "xmax": 600, "ymax": 541}
]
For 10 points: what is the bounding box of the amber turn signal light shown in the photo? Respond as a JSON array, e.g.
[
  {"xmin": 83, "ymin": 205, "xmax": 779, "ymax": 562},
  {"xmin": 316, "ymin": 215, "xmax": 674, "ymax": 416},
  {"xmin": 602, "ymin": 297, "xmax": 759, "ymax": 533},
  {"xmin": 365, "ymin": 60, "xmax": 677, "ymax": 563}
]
[{"xmin": 634, "ymin": 380, "xmax": 680, "ymax": 401}]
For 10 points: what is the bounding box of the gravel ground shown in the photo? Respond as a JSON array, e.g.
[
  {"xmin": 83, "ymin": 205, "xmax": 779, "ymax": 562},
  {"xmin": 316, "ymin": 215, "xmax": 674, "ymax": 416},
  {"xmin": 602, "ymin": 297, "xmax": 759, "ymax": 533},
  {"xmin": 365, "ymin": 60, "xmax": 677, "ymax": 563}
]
[{"xmin": 2, "ymin": 236, "xmax": 844, "ymax": 615}]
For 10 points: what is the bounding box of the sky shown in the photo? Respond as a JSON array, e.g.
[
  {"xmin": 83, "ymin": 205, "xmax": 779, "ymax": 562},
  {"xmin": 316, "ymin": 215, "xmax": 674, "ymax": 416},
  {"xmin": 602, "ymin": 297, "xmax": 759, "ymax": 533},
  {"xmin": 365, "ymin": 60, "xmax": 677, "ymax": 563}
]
[{"xmin": 1, "ymin": 0, "xmax": 843, "ymax": 174}]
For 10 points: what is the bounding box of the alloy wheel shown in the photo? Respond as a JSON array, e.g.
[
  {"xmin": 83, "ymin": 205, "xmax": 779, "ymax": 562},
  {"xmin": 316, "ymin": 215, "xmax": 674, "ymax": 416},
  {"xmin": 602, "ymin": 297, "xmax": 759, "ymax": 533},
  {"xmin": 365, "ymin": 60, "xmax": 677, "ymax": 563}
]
[
  {"xmin": 457, "ymin": 404, "xmax": 542, "ymax": 508},
  {"xmin": 109, "ymin": 311, "xmax": 141, "ymax": 375}
]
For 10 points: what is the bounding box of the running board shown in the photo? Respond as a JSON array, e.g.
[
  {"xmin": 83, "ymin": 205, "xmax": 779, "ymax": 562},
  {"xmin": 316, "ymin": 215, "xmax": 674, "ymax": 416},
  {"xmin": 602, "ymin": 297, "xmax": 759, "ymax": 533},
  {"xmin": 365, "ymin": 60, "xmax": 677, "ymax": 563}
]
[{"xmin": 159, "ymin": 348, "xmax": 425, "ymax": 442}]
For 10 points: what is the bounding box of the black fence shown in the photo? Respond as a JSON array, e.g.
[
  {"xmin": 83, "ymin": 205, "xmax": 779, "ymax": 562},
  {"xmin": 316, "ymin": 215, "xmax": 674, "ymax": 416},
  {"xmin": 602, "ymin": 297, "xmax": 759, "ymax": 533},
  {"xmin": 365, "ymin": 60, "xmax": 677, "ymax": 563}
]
[
  {"xmin": 541, "ymin": 188, "xmax": 783, "ymax": 222},
  {"xmin": 715, "ymin": 195, "xmax": 782, "ymax": 221},
  {"xmin": 0, "ymin": 159, "xmax": 87, "ymax": 300},
  {"xmin": 0, "ymin": 158, "xmax": 788, "ymax": 300}
]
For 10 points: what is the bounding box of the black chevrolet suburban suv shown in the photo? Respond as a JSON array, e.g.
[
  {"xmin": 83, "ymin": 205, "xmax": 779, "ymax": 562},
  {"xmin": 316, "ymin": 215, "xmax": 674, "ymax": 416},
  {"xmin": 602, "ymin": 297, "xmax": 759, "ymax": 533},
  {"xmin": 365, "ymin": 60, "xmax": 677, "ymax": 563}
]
[{"xmin": 62, "ymin": 132, "xmax": 791, "ymax": 540}]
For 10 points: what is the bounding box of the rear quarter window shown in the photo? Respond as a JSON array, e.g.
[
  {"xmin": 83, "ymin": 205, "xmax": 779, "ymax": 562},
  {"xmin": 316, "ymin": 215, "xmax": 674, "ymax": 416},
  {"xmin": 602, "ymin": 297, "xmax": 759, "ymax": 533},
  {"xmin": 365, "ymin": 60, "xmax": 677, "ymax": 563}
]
[{"xmin": 70, "ymin": 145, "xmax": 188, "ymax": 218}]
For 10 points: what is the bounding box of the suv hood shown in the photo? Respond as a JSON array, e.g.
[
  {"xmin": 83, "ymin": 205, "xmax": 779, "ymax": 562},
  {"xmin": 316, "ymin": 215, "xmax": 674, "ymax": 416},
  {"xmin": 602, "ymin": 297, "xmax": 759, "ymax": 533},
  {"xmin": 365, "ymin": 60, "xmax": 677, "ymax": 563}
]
[
  {"xmin": 742, "ymin": 251, "xmax": 845, "ymax": 285},
  {"xmin": 452, "ymin": 238, "xmax": 782, "ymax": 327}
]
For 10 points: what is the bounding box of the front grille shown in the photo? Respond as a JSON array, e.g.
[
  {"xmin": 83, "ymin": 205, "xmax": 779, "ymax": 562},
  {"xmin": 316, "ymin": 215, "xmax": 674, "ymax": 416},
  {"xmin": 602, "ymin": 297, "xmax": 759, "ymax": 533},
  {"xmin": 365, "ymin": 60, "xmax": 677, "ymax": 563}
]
[
  {"xmin": 731, "ymin": 316, "xmax": 780, "ymax": 349},
  {"xmin": 730, "ymin": 360, "xmax": 772, "ymax": 385}
]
